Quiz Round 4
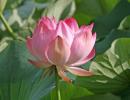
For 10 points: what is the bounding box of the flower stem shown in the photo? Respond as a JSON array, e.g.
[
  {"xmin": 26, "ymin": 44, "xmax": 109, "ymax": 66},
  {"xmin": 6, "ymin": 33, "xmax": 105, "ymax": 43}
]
[
  {"xmin": 0, "ymin": 13, "xmax": 17, "ymax": 39},
  {"xmin": 56, "ymin": 72, "xmax": 61, "ymax": 100}
]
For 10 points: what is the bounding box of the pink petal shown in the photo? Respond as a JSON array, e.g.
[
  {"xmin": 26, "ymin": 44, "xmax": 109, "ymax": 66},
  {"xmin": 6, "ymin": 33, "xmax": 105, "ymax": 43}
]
[
  {"xmin": 45, "ymin": 36, "xmax": 70, "ymax": 66},
  {"xmin": 32, "ymin": 17, "xmax": 57, "ymax": 46},
  {"xmin": 32, "ymin": 17, "xmax": 57, "ymax": 59},
  {"xmin": 58, "ymin": 70, "xmax": 72, "ymax": 83},
  {"xmin": 28, "ymin": 59, "xmax": 51, "ymax": 68},
  {"xmin": 34, "ymin": 16, "xmax": 57, "ymax": 34},
  {"xmin": 66, "ymin": 67, "xmax": 93, "ymax": 76},
  {"xmin": 70, "ymin": 48, "xmax": 95, "ymax": 67},
  {"xmin": 26, "ymin": 36, "xmax": 34, "ymax": 55},
  {"xmin": 26, "ymin": 36, "xmax": 51, "ymax": 65},
  {"xmin": 41, "ymin": 16, "xmax": 56, "ymax": 30},
  {"xmin": 87, "ymin": 22, "xmax": 94, "ymax": 31},
  {"xmin": 26, "ymin": 36, "xmax": 47, "ymax": 61},
  {"xmin": 67, "ymin": 25, "xmax": 96, "ymax": 65},
  {"xmin": 31, "ymin": 33, "xmax": 47, "ymax": 60},
  {"xmin": 56, "ymin": 21, "xmax": 74, "ymax": 47},
  {"xmin": 64, "ymin": 17, "xmax": 79, "ymax": 32},
  {"xmin": 31, "ymin": 26, "xmax": 56, "ymax": 61}
]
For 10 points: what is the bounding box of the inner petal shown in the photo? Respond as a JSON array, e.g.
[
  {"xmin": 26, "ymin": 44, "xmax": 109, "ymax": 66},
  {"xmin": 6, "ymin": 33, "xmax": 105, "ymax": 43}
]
[{"xmin": 45, "ymin": 36, "xmax": 70, "ymax": 66}]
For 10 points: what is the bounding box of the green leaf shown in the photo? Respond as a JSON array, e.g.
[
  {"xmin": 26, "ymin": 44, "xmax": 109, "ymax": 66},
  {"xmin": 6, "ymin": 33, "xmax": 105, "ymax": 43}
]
[
  {"xmin": 0, "ymin": 40, "xmax": 55, "ymax": 100},
  {"xmin": 60, "ymin": 0, "xmax": 76, "ymax": 20},
  {"xmin": 0, "ymin": 0, "xmax": 7, "ymax": 13},
  {"xmin": 43, "ymin": 0, "xmax": 75, "ymax": 21},
  {"xmin": 94, "ymin": 0, "xmax": 130, "ymax": 39},
  {"xmin": 73, "ymin": 93, "xmax": 121, "ymax": 100},
  {"xmin": 42, "ymin": 81, "xmax": 93, "ymax": 100},
  {"xmin": 96, "ymin": 30, "xmax": 130, "ymax": 54},
  {"xmin": 74, "ymin": 0, "xmax": 119, "ymax": 26},
  {"xmin": 75, "ymin": 0, "xmax": 119, "ymax": 16},
  {"xmin": 74, "ymin": 13, "xmax": 94, "ymax": 26},
  {"xmin": 120, "ymin": 87, "xmax": 130, "ymax": 100},
  {"xmin": 119, "ymin": 15, "xmax": 130, "ymax": 31},
  {"xmin": 75, "ymin": 38, "xmax": 130, "ymax": 94}
]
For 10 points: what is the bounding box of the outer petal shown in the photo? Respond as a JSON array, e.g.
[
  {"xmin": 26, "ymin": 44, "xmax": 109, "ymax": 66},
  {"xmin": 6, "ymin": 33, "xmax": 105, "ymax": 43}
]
[
  {"xmin": 28, "ymin": 59, "xmax": 51, "ymax": 68},
  {"xmin": 66, "ymin": 67, "xmax": 93, "ymax": 76},
  {"xmin": 67, "ymin": 24, "xmax": 96, "ymax": 65},
  {"xmin": 27, "ymin": 36, "xmax": 52, "ymax": 68},
  {"xmin": 26, "ymin": 36, "xmax": 34, "ymax": 56},
  {"xmin": 34, "ymin": 16, "xmax": 57, "ymax": 34},
  {"xmin": 56, "ymin": 21, "xmax": 74, "ymax": 47},
  {"xmin": 45, "ymin": 36, "xmax": 70, "ymax": 66},
  {"xmin": 31, "ymin": 18, "xmax": 57, "ymax": 61},
  {"xmin": 86, "ymin": 22, "xmax": 94, "ymax": 32},
  {"xmin": 64, "ymin": 17, "xmax": 79, "ymax": 32},
  {"xmin": 31, "ymin": 32, "xmax": 51, "ymax": 61},
  {"xmin": 70, "ymin": 48, "xmax": 95, "ymax": 67}
]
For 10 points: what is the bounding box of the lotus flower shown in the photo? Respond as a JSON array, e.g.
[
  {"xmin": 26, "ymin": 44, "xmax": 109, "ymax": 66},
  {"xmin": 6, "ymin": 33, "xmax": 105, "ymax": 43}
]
[{"xmin": 26, "ymin": 17, "xmax": 96, "ymax": 82}]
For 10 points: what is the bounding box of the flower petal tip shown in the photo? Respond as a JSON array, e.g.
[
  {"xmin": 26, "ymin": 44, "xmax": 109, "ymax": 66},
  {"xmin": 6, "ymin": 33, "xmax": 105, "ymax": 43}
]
[{"xmin": 90, "ymin": 22, "xmax": 94, "ymax": 27}]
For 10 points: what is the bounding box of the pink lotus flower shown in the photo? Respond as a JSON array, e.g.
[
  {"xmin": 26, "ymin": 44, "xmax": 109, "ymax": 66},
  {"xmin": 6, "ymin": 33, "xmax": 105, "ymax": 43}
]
[{"xmin": 26, "ymin": 17, "xmax": 96, "ymax": 82}]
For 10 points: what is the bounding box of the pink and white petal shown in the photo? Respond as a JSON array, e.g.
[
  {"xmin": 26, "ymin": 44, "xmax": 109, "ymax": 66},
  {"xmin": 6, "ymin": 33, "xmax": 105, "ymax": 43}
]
[
  {"xmin": 87, "ymin": 23, "xmax": 94, "ymax": 32},
  {"xmin": 27, "ymin": 35, "xmax": 51, "ymax": 65},
  {"xmin": 66, "ymin": 67, "xmax": 93, "ymax": 76},
  {"xmin": 64, "ymin": 17, "xmax": 79, "ymax": 32},
  {"xmin": 31, "ymin": 17, "xmax": 59, "ymax": 62},
  {"xmin": 27, "ymin": 35, "xmax": 53, "ymax": 68},
  {"xmin": 51, "ymin": 16, "xmax": 57, "ymax": 29},
  {"xmin": 56, "ymin": 21, "xmax": 74, "ymax": 47},
  {"xmin": 26, "ymin": 37, "xmax": 35, "ymax": 55},
  {"xmin": 31, "ymin": 33, "xmax": 45, "ymax": 59},
  {"xmin": 36, "ymin": 16, "xmax": 57, "ymax": 32},
  {"xmin": 45, "ymin": 36, "xmax": 70, "ymax": 66},
  {"xmin": 28, "ymin": 59, "xmax": 51, "ymax": 68},
  {"xmin": 70, "ymin": 48, "xmax": 95, "ymax": 67},
  {"xmin": 41, "ymin": 17, "xmax": 57, "ymax": 30},
  {"xmin": 33, "ymin": 17, "xmax": 57, "ymax": 45},
  {"xmin": 67, "ymin": 28, "xmax": 96, "ymax": 65},
  {"xmin": 31, "ymin": 18, "xmax": 58, "ymax": 63},
  {"xmin": 58, "ymin": 70, "xmax": 72, "ymax": 83},
  {"xmin": 79, "ymin": 22, "xmax": 94, "ymax": 37},
  {"xmin": 32, "ymin": 29, "xmax": 56, "ymax": 60}
]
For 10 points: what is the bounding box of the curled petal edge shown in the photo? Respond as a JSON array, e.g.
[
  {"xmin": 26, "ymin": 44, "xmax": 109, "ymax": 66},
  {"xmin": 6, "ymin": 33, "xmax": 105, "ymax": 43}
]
[
  {"xmin": 70, "ymin": 48, "xmax": 95, "ymax": 67},
  {"xmin": 66, "ymin": 66, "xmax": 93, "ymax": 76}
]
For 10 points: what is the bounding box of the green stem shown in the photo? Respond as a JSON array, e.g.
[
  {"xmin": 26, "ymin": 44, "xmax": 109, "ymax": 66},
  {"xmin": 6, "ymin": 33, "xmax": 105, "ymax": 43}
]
[
  {"xmin": 0, "ymin": 13, "xmax": 17, "ymax": 39},
  {"xmin": 56, "ymin": 72, "xmax": 61, "ymax": 100}
]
